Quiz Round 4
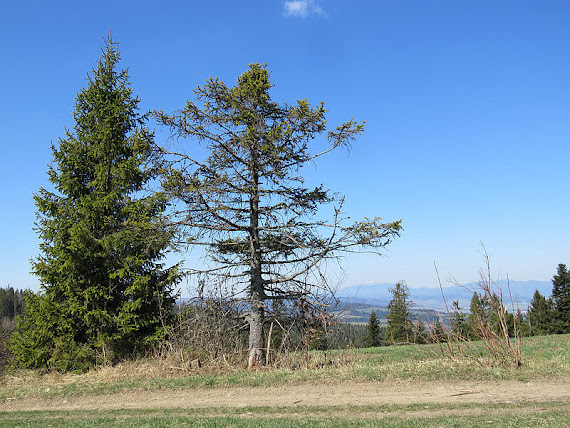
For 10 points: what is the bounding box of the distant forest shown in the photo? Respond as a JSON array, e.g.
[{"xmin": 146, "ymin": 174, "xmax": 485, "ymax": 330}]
[{"xmin": 0, "ymin": 287, "xmax": 24, "ymax": 330}]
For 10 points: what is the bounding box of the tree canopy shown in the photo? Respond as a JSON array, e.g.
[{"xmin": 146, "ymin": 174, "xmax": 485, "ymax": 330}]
[
  {"xmin": 9, "ymin": 39, "xmax": 179, "ymax": 371},
  {"xmin": 155, "ymin": 63, "xmax": 402, "ymax": 367},
  {"xmin": 551, "ymin": 263, "xmax": 570, "ymax": 333},
  {"xmin": 365, "ymin": 310, "xmax": 383, "ymax": 347},
  {"xmin": 386, "ymin": 282, "xmax": 413, "ymax": 344}
]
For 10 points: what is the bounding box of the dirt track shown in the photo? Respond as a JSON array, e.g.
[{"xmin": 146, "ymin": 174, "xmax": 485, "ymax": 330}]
[{"xmin": 2, "ymin": 378, "xmax": 569, "ymax": 412}]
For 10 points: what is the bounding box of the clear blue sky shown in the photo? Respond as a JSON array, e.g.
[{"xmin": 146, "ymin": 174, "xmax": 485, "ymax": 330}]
[{"xmin": 2, "ymin": 1, "xmax": 569, "ymax": 292}]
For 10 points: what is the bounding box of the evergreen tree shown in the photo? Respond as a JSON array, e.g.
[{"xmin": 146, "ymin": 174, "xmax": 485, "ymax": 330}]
[
  {"xmin": 551, "ymin": 263, "xmax": 570, "ymax": 333},
  {"xmin": 9, "ymin": 39, "xmax": 179, "ymax": 371},
  {"xmin": 0, "ymin": 287, "xmax": 24, "ymax": 320},
  {"xmin": 386, "ymin": 282, "xmax": 413, "ymax": 344},
  {"xmin": 467, "ymin": 291, "xmax": 503, "ymax": 337},
  {"xmin": 467, "ymin": 292, "xmax": 483, "ymax": 338},
  {"xmin": 515, "ymin": 309, "xmax": 531, "ymax": 337},
  {"xmin": 413, "ymin": 319, "xmax": 428, "ymax": 344},
  {"xmin": 527, "ymin": 290, "xmax": 555, "ymax": 336},
  {"xmin": 328, "ymin": 323, "xmax": 368, "ymax": 349},
  {"xmin": 365, "ymin": 310, "xmax": 382, "ymax": 347},
  {"xmin": 504, "ymin": 311, "xmax": 516, "ymax": 337},
  {"xmin": 450, "ymin": 300, "xmax": 469, "ymax": 338},
  {"xmin": 155, "ymin": 63, "xmax": 401, "ymax": 367}
]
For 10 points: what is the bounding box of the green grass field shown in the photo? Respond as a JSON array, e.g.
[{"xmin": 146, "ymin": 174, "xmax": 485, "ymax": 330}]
[
  {"xmin": 1, "ymin": 402, "xmax": 569, "ymax": 427},
  {"xmin": 1, "ymin": 334, "xmax": 568, "ymax": 426}
]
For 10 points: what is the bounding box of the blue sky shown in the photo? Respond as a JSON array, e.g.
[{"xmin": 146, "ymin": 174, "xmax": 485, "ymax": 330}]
[{"xmin": 1, "ymin": 1, "xmax": 569, "ymax": 292}]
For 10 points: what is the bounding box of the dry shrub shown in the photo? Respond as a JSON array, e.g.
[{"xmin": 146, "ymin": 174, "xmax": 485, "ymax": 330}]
[
  {"xmin": 432, "ymin": 247, "xmax": 522, "ymax": 368},
  {"xmin": 163, "ymin": 296, "xmax": 249, "ymax": 369},
  {"xmin": 0, "ymin": 319, "xmax": 16, "ymax": 376},
  {"xmin": 262, "ymin": 294, "xmax": 347, "ymax": 369},
  {"xmin": 159, "ymin": 292, "xmax": 342, "ymax": 371},
  {"xmin": 0, "ymin": 333, "xmax": 11, "ymax": 376}
]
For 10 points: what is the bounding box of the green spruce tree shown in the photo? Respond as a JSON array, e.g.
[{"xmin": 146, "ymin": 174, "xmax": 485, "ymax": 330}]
[
  {"xmin": 467, "ymin": 291, "xmax": 503, "ymax": 337},
  {"xmin": 551, "ymin": 263, "xmax": 570, "ymax": 333},
  {"xmin": 467, "ymin": 292, "xmax": 484, "ymax": 337},
  {"xmin": 0, "ymin": 287, "xmax": 24, "ymax": 321},
  {"xmin": 9, "ymin": 39, "xmax": 179, "ymax": 372},
  {"xmin": 386, "ymin": 282, "xmax": 413, "ymax": 344},
  {"xmin": 515, "ymin": 309, "xmax": 531, "ymax": 337},
  {"xmin": 365, "ymin": 310, "xmax": 382, "ymax": 347},
  {"xmin": 450, "ymin": 300, "xmax": 469, "ymax": 338},
  {"xmin": 413, "ymin": 319, "xmax": 427, "ymax": 344},
  {"xmin": 527, "ymin": 290, "xmax": 555, "ymax": 336}
]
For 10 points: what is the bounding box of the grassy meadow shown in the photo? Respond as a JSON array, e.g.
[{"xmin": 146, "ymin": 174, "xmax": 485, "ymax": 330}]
[
  {"xmin": 0, "ymin": 334, "xmax": 568, "ymax": 427},
  {"xmin": 1, "ymin": 402, "xmax": 569, "ymax": 428}
]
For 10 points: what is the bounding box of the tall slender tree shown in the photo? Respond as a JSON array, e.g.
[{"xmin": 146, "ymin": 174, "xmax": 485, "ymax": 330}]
[
  {"xmin": 551, "ymin": 263, "xmax": 570, "ymax": 333},
  {"xmin": 10, "ymin": 39, "xmax": 179, "ymax": 371},
  {"xmin": 468, "ymin": 292, "xmax": 486, "ymax": 338},
  {"xmin": 155, "ymin": 63, "xmax": 401, "ymax": 367},
  {"xmin": 386, "ymin": 282, "xmax": 413, "ymax": 344},
  {"xmin": 527, "ymin": 290, "xmax": 555, "ymax": 336},
  {"xmin": 365, "ymin": 310, "xmax": 382, "ymax": 347},
  {"xmin": 448, "ymin": 300, "xmax": 470, "ymax": 338}
]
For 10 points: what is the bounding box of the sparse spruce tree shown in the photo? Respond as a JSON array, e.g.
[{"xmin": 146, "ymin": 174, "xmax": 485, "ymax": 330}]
[
  {"xmin": 365, "ymin": 310, "xmax": 382, "ymax": 347},
  {"xmin": 467, "ymin": 291, "xmax": 502, "ymax": 336},
  {"xmin": 413, "ymin": 319, "xmax": 427, "ymax": 344},
  {"xmin": 515, "ymin": 309, "xmax": 531, "ymax": 337},
  {"xmin": 386, "ymin": 282, "xmax": 413, "ymax": 344},
  {"xmin": 551, "ymin": 263, "xmax": 570, "ymax": 333},
  {"xmin": 9, "ymin": 39, "xmax": 179, "ymax": 371},
  {"xmin": 450, "ymin": 300, "xmax": 470, "ymax": 338},
  {"xmin": 467, "ymin": 292, "xmax": 484, "ymax": 337},
  {"xmin": 527, "ymin": 290, "xmax": 555, "ymax": 336},
  {"xmin": 155, "ymin": 63, "xmax": 401, "ymax": 367}
]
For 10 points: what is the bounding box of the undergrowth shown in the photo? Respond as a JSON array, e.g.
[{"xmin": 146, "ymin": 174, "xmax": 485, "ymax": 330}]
[{"xmin": 0, "ymin": 334, "xmax": 568, "ymax": 400}]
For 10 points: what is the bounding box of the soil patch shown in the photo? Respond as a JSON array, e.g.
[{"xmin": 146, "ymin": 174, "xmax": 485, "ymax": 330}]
[{"xmin": 2, "ymin": 378, "xmax": 569, "ymax": 412}]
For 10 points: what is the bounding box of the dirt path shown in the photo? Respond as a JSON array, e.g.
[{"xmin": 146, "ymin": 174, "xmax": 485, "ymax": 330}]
[{"xmin": 2, "ymin": 378, "xmax": 569, "ymax": 412}]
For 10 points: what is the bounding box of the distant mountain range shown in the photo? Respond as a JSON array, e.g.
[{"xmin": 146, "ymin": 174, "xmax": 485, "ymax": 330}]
[{"xmin": 335, "ymin": 280, "xmax": 552, "ymax": 312}]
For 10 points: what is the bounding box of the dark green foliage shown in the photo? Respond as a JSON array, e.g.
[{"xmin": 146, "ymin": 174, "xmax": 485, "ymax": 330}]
[
  {"xmin": 523, "ymin": 263, "xmax": 570, "ymax": 336},
  {"xmin": 0, "ymin": 287, "xmax": 24, "ymax": 322},
  {"xmin": 450, "ymin": 300, "xmax": 470, "ymax": 338},
  {"xmin": 328, "ymin": 323, "xmax": 369, "ymax": 348},
  {"xmin": 551, "ymin": 263, "xmax": 570, "ymax": 333},
  {"xmin": 9, "ymin": 39, "xmax": 179, "ymax": 371},
  {"xmin": 527, "ymin": 290, "xmax": 556, "ymax": 336},
  {"xmin": 0, "ymin": 333, "xmax": 10, "ymax": 376},
  {"xmin": 365, "ymin": 310, "xmax": 382, "ymax": 347},
  {"xmin": 10, "ymin": 291, "xmax": 95, "ymax": 372},
  {"xmin": 504, "ymin": 311, "xmax": 516, "ymax": 337},
  {"xmin": 467, "ymin": 292, "xmax": 501, "ymax": 335},
  {"xmin": 468, "ymin": 291, "xmax": 521, "ymax": 338},
  {"xmin": 515, "ymin": 309, "xmax": 531, "ymax": 337},
  {"xmin": 467, "ymin": 292, "xmax": 484, "ymax": 336},
  {"xmin": 0, "ymin": 287, "xmax": 24, "ymax": 375},
  {"xmin": 386, "ymin": 282, "xmax": 414, "ymax": 344}
]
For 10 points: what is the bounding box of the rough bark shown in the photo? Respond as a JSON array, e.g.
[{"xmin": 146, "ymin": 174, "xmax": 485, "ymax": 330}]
[{"xmin": 248, "ymin": 162, "xmax": 265, "ymax": 368}]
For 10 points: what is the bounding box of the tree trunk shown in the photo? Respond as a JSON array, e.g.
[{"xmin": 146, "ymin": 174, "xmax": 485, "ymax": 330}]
[
  {"xmin": 248, "ymin": 283, "xmax": 265, "ymax": 368},
  {"xmin": 248, "ymin": 152, "xmax": 265, "ymax": 368}
]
